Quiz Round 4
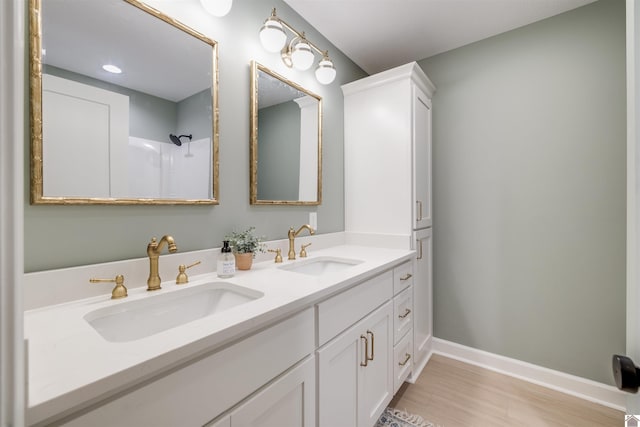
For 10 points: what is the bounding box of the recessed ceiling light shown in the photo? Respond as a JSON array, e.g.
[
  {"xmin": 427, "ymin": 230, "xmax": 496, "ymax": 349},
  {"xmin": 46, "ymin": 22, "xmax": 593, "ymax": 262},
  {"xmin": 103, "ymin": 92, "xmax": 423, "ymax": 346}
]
[{"xmin": 102, "ymin": 64, "xmax": 122, "ymax": 74}]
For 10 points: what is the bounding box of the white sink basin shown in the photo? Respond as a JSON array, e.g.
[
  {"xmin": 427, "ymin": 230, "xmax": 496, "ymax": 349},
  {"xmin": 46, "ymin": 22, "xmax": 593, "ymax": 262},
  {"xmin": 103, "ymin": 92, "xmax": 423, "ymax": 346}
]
[
  {"xmin": 84, "ymin": 282, "xmax": 263, "ymax": 342},
  {"xmin": 279, "ymin": 256, "xmax": 363, "ymax": 276}
]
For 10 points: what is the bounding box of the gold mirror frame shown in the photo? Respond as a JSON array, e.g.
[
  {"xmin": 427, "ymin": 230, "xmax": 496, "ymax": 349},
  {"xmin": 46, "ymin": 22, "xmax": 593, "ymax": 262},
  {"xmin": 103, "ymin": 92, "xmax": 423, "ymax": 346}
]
[
  {"xmin": 29, "ymin": 0, "xmax": 219, "ymax": 205},
  {"xmin": 250, "ymin": 61, "xmax": 322, "ymax": 205}
]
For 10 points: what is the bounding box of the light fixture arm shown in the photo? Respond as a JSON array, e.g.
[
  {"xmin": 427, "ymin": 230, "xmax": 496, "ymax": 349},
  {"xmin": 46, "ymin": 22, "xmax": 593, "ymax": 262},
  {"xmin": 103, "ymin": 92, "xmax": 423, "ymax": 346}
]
[{"xmin": 269, "ymin": 8, "xmax": 327, "ymax": 58}]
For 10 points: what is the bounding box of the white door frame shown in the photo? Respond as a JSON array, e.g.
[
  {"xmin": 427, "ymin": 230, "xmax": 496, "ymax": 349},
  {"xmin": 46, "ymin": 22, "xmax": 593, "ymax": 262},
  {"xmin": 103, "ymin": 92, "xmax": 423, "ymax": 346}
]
[
  {"xmin": 0, "ymin": 0, "xmax": 26, "ymax": 425},
  {"xmin": 627, "ymin": 0, "xmax": 640, "ymax": 415}
]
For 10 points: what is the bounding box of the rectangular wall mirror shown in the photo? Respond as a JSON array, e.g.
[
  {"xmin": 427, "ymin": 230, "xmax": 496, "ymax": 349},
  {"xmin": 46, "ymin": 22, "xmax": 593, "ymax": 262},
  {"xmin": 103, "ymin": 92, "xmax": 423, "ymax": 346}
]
[
  {"xmin": 250, "ymin": 61, "xmax": 322, "ymax": 205},
  {"xmin": 29, "ymin": 0, "xmax": 219, "ymax": 205}
]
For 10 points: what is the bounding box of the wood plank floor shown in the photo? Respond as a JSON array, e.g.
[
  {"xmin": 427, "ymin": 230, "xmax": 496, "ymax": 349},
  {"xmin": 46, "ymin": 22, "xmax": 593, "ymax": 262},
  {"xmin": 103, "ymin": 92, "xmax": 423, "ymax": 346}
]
[{"xmin": 389, "ymin": 354, "xmax": 624, "ymax": 426}]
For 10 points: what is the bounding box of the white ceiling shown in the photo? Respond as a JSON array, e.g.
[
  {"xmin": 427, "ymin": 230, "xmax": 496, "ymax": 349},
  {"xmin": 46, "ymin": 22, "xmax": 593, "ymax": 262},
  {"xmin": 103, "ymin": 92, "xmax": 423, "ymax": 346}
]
[
  {"xmin": 283, "ymin": 0, "xmax": 597, "ymax": 75},
  {"xmin": 42, "ymin": 0, "xmax": 213, "ymax": 102}
]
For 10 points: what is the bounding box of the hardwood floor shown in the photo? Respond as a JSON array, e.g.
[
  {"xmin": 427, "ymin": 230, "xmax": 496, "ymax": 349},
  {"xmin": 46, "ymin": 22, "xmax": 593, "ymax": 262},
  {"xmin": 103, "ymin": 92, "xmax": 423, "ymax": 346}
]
[{"xmin": 389, "ymin": 354, "xmax": 624, "ymax": 426}]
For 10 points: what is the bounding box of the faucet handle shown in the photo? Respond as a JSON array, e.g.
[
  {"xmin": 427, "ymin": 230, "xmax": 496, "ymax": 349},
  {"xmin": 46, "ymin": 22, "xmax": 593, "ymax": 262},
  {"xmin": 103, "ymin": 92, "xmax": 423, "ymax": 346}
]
[
  {"xmin": 300, "ymin": 243, "xmax": 312, "ymax": 258},
  {"xmin": 176, "ymin": 261, "xmax": 201, "ymax": 285},
  {"xmin": 268, "ymin": 248, "xmax": 283, "ymax": 263},
  {"xmin": 90, "ymin": 275, "xmax": 128, "ymax": 299}
]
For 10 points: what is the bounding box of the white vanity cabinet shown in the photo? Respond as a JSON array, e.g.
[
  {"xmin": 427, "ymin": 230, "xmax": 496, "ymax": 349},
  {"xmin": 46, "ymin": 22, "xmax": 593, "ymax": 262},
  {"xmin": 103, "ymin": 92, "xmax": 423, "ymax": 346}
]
[
  {"xmin": 343, "ymin": 62, "xmax": 435, "ymax": 379},
  {"xmin": 316, "ymin": 272, "xmax": 394, "ymax": 427},
  {"xmin": 342, "ymin": 62, "xmax": 435, "ymax": 236},
  {"xmin": 59, "ymin": 309, "xmax": 315, "ymax": 427}
]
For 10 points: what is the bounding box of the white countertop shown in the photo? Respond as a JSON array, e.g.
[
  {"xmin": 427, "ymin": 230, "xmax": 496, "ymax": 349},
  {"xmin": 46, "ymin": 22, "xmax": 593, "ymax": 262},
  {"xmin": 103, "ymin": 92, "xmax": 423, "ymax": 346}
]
[{"xmin": 24, "ymin": 244, "xmax": 413, "ymax": 425}]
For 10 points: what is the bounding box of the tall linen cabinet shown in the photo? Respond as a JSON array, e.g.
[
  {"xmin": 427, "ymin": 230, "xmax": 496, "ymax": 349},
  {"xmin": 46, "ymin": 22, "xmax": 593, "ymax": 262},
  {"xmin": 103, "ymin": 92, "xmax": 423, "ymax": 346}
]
[{"xmin": 342, "ymin": 62, "xmax": 435, "ymax": 379}]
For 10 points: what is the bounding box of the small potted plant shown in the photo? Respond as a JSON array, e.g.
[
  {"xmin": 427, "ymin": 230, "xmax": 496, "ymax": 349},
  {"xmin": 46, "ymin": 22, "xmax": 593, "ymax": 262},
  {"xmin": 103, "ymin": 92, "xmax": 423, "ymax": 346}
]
[{"xmin": 224, "ymin": 226, "xmax": 266, "ymax": 270}]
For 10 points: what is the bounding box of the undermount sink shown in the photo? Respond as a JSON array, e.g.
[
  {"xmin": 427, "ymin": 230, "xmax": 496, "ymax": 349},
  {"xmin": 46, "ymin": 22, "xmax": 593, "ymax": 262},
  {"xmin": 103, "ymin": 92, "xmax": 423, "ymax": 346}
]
[
  {"xmin": 279, "ymin": 256, "xmax": 363, "ymax": 276},
  {"xmin": 84, "ymin": 282, "xmax": 263, "ymax": 342}
]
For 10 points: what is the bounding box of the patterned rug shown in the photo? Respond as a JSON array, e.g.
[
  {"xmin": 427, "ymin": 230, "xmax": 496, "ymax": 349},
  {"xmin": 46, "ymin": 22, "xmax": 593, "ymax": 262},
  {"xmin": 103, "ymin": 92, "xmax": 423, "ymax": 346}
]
[{"xmin": 375, "ymin": 408, "xmax": 435, "ymax": 427}]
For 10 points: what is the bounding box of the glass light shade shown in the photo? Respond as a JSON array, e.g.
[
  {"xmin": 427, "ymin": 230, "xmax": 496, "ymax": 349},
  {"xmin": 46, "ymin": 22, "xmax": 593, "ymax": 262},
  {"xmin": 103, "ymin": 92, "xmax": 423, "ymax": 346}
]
[
  {"xmin": 291, "ymin": 40, "xmax": 314, "ymax": 70},
  {"xmin": 315, "ymin": 57, "xmax": 336, "ymax": 84},
  {"xmin": 260, "ymin": 19, "xmax": 287, "ymax": 53},
  {"xmin": 200, "ymin": 0, "xmax": 232, "ymax": 17}
]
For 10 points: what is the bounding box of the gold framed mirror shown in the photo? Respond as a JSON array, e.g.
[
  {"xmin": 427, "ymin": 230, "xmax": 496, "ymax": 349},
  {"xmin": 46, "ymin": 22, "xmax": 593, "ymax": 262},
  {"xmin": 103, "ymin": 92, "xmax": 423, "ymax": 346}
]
[
  {"xmin": 29, "ymin": 0, "xmax": 219, "ymax": 205},
  {"xmin": 250, "ymin": 61, "xmax": 322, "ymax": 205}
]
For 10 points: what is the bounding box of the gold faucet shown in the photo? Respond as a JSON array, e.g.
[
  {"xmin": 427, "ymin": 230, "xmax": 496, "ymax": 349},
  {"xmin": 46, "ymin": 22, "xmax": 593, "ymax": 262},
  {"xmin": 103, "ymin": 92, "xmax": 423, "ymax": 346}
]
[
  {"xmin": 176, "ymin": 260, "xmax": 201, "ymax": 285},
  {"xmin": 89, "ymin": 274, "xmax": 128, "ymax": 299},
  {"xmin": 287, "ymin": 225, "xmax": 315, "ymax": 260},
  {"xmin": 147, "ymin": 235, "xmax": 177, "ymax": 291}
]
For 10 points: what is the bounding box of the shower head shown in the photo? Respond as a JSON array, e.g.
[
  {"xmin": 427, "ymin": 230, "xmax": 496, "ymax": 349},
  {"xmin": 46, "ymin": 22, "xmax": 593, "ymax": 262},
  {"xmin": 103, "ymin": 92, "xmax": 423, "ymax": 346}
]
[
  {"xmin": 169, "ymin": 134, "xmax": 182, "ymax": 146},
  {"xmin": 169, "ymin": 133, "xmax": 192, "ymax": 146}
]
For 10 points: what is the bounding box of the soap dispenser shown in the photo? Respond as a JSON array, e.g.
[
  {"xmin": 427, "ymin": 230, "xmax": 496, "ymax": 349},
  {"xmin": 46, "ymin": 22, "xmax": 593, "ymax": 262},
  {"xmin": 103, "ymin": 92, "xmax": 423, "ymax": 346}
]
[{"xmin": 217, "ymin": 240, "xmax": 235, "ymax": 278}]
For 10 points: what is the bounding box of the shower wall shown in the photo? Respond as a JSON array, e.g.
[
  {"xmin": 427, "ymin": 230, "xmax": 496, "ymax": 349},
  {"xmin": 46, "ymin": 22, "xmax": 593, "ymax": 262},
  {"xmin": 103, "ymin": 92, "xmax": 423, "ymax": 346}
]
[{"xmin": 128, "ymin": 136, "xmax": 211, "ymax": 199}]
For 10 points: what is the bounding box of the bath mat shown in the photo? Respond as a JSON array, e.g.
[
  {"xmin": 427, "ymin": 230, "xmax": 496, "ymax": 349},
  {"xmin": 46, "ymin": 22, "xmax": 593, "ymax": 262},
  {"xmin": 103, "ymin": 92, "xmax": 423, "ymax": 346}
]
[{"xmin": 375, "ymin": 407, "xmax": 435, "ymax": 427}]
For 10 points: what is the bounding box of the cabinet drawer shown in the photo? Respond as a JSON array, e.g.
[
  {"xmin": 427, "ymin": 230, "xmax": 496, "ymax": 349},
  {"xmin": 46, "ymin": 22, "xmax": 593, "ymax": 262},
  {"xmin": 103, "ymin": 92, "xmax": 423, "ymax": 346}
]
[
  {"xmin": 317, "ymin": 270, "xmax": 393, "ymax": 346},
  {"xmin": 393, "ymin": 285, "xmax": 412, "ymax": 345},
  {"xmin": 229, "ymin": 356, "xmax": 315, "ymax": 427},
  {"xmin": 62, "ymin": 308, "xmax": 315, "ymax": 427},
  {"xmin": 393, "ymin": 330, "xmax": 413, "ymax": 394},
  {"xmin": 393, "ymin": 261, "xmax": 413, "ymax": 295}
]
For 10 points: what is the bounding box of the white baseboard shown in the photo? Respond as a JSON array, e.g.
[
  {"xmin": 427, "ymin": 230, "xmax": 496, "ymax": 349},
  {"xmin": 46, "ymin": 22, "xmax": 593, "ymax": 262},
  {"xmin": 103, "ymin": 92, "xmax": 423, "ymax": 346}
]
[{"xmin": 429, "ymin": 338, "xmax": 626, "ymax": 412}]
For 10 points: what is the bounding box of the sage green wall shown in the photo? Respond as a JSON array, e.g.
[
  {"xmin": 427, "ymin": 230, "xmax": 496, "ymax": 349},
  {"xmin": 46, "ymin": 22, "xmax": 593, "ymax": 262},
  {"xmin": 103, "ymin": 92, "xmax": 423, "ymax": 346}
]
[
  {"xmin": 419, "ymin": 0, "xmax": 626, "ymax": 384},
  {"xmin": 25, "ymin": 0, "xmax": 366, "ymax": 272},
  {"xmin": 177, "ymin": 88, "xmax": 212, "ymax": 142},
  {"xmin": 257, "ymin": 101, "xmax": 301, "ymax": 200}
]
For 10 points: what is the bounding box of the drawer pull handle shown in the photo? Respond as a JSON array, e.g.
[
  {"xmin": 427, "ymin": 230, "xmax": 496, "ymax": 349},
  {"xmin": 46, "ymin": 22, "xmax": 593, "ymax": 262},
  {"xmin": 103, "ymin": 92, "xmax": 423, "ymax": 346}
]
[
  {"xmin": 400, "ymin": 273, "xmax": 412, "ymax": 281},
  {"xmin": 399, "ymin": 353, "xmax": 411, "ymax": 366},
  {"xmin": 360, "ymin": 335, "xmax": 369, "ymax": 367},
  {"xmin": 398, "ymin": 308, "xmax": 411, "ymax": 319},
  {"xmin": 416, "ymin": 239, "xmax": 424, "ymax": 260},
  {"xmin": 367, "ymin": 330, "xmax": 375, "ymax": 362}
]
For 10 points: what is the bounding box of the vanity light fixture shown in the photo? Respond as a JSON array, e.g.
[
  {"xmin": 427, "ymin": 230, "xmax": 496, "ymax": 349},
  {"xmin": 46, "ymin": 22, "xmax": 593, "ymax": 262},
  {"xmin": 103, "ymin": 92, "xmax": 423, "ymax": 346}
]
[
  {"xmin": 259, "ymin": 8, "xmax": 337, "ymax": 85},
  {"xmin": 102, "ymin": 64, "xmax": 122, "ymax": 74},
  {"xmin": 200, "ymin": 0, "xmax": 232, "ymax": 17}
]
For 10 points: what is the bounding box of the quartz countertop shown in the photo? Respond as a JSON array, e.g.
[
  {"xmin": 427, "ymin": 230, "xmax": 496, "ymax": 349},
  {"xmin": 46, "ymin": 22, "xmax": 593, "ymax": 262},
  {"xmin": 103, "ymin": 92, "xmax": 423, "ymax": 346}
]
[{"xmin": 24, "ymin": 244, "xmax": 413, "ymax": 426}]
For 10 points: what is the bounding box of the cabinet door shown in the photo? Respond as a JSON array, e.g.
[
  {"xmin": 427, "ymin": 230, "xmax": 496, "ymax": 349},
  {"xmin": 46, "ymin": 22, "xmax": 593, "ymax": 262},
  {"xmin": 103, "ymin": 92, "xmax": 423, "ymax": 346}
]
[
  {"xmin": 318, "ymin": 301, "xmax": 393, "ymax": 427},
  {"xmin": 317, "ymin": 320, "xmax": 361, "ymax": 427},
  {"xmin": 231, "ymin": 356, "xmax": 315, "ymax": 427},
  {"xmin": 413, "ymin": 87, "xmax": 432, "ymax": 229},
  {"xmin": 358, "ymin": 302, "xmax": 393, "ymax": 427},
  {"xmin": 413, "ymin": 228, "xmax": 433, "ymax": 371}
]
